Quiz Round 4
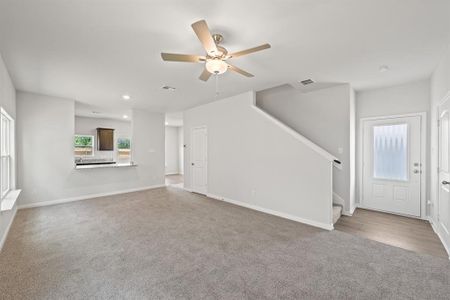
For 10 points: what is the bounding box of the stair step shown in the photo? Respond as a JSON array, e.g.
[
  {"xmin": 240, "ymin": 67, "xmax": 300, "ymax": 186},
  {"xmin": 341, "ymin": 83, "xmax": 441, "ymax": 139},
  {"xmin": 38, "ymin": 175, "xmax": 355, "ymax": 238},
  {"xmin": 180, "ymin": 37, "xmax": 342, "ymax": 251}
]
[{"xmin": 333, "ymin": 205, "xmax": 342, "ymax": 224}]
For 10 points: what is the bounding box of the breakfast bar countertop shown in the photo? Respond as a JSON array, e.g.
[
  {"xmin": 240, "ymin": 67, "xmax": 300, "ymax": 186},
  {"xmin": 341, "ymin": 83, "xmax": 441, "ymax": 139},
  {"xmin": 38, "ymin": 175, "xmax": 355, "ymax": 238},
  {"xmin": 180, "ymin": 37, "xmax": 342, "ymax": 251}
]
[{"xmin": 74, "ymin": 162, "xmax": 137, "ymax": 170}]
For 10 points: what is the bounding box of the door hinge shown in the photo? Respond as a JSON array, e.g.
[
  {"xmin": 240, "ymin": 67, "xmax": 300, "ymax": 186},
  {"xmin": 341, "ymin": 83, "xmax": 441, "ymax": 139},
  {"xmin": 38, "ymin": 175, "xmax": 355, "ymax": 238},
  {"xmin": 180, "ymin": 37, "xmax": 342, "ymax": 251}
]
[{"xmin": 437, "ymin": 119, "xmax": 440, "ymax": 127}]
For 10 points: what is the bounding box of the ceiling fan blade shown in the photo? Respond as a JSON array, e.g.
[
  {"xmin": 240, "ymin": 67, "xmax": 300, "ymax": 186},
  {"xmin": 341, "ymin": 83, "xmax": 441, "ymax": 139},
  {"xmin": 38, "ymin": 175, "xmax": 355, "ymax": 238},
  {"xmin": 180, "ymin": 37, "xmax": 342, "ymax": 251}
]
[
  {"xmin": 199, "ymin": 68, "xmax": 212, "ymax": 81},
  {"xmin": 229, "ymin": 43, "xmax": 271, "ymax": 58},
  {"xmin": 161, "ymin": 53, "xmax": 205, "ymax": 63},
  {"xmin": 227, "ymin": 63, "xmax": 254, "ymax": 78},
  {"xmin": 191, "ymin": 20, "xmax": 219, "ymax": 56}
]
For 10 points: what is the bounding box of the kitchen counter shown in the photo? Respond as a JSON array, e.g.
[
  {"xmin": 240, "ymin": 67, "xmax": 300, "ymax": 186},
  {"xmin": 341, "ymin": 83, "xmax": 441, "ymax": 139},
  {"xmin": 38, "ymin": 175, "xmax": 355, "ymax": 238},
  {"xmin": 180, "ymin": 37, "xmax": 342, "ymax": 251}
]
[{"xmin": 75, "ymin": 162, "xmax": 137, "ymax": 169}]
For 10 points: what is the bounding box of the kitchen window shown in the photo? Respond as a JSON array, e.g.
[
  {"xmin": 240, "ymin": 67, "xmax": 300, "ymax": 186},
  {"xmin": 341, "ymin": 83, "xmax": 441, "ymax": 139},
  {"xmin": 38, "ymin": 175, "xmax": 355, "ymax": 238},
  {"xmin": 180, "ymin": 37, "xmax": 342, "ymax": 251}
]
[
  {"xmin": 117, "ymin": 137, "xmax": 131, "ymax": 158},
  {"xmin": 74, "ymin": 135, "xmax": 94, "ymax": 156},
  {"xmin": 1, "ymin": 108, "xmax": 13, "ymax": 200}
]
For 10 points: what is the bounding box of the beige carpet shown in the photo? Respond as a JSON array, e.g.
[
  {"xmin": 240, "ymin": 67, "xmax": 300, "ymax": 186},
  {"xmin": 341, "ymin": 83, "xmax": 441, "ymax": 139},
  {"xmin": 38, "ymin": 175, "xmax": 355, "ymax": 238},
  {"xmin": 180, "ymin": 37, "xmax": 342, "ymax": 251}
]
[{"xmin": 0, "ymin": 187, "xmax": 449, "ymax": 299}]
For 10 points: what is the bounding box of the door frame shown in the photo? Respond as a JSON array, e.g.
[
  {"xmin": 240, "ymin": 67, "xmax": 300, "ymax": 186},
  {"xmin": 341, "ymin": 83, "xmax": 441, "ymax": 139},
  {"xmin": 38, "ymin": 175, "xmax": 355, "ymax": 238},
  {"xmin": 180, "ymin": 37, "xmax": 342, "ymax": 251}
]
[
  {"xmin": 190, "ymin": 125, "xmax": 208, "ymax": 194},
  {"xmin": 358, "ymin": 112, "xmax": 427, "ymax": 219},
  {"xmin": 435, "ymin": 91, "xmax": 450, "ymax": 258}
]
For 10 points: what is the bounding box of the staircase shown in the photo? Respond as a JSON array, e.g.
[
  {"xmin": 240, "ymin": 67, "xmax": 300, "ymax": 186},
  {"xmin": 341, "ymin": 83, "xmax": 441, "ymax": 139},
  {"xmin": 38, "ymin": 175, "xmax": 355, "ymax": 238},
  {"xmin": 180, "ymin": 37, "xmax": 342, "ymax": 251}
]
[{"xmin": 333, "ymin": 205, "xmax": 343, "ymax": 224}]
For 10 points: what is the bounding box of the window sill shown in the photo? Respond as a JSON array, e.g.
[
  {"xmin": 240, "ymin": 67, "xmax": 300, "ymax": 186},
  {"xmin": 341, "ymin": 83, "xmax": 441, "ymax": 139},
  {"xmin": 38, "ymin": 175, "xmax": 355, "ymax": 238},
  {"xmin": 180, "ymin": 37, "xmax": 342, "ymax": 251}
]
[
  {"xmin": 74, "ymin": 162, "xmax": 137, "ymax": 170},
  {"xmin": 1, "ymin": 190, "xmax": 21, "ymax": 212}
]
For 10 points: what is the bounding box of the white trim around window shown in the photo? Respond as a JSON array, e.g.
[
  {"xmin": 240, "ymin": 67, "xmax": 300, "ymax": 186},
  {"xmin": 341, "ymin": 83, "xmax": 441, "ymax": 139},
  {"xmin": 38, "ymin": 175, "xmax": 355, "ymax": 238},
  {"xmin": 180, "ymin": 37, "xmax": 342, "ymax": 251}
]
[
  {"xmin": 0, "ymin": 107, "xmax": 18, "ymax": 210},
  {"xmin": 74, "ymin": 134, "xmax": 95, "ymax": 157}
]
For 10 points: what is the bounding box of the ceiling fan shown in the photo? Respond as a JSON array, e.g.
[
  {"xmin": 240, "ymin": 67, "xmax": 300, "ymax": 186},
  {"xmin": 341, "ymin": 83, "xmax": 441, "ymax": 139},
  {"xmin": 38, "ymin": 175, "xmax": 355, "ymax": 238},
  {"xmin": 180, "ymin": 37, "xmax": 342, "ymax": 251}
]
[{"xmin": 161, "ymin": 19, "xmax": 271, "ymax": 81}]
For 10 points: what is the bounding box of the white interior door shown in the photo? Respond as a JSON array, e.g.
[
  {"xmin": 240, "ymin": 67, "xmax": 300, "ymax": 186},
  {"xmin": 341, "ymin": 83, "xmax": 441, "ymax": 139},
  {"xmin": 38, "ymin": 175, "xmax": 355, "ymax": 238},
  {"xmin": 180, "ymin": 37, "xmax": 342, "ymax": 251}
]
[
  {"xmin": 362, "ymin": 116, "xmax": 422, "ymax": 217},
  {"xmin": 438, "ymin": 101, "xmax": 450, "ymax": 241},
  {"xmin": 191, "ymin": 126, "xmax": 207, "ymax": 194}
]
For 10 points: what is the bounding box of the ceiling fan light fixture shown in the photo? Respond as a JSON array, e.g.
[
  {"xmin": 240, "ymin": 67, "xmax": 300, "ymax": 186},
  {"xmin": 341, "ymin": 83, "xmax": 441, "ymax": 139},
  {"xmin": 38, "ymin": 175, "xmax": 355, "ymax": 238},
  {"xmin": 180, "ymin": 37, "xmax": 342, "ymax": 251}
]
[{"xmin": 205, "ymin": 58, "xmax": 228, "ymax": 75}]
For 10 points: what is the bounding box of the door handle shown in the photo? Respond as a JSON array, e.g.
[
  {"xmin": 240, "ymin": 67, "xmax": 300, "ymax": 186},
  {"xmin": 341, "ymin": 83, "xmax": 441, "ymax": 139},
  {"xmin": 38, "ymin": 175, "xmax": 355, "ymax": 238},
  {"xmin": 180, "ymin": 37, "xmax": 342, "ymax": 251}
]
[{"xmin": 442, "ymin": 181, "xmax": 450, "ymax": 185}]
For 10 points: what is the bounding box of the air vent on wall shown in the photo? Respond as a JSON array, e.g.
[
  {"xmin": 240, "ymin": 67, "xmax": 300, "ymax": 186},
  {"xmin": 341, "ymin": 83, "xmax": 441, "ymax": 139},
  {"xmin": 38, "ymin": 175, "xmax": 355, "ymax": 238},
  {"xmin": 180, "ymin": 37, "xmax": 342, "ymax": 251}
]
[{"xmin": 300, "ymin": 79, "xmax": 315, "ymax": 86}]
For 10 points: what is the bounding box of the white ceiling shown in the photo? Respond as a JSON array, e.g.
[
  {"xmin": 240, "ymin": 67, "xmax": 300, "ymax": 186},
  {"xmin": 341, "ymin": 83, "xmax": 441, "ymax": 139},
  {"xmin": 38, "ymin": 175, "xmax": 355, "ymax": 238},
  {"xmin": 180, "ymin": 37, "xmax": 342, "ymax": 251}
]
[
  {"xmin": 0, "ymin": 0, "xmax": 449, "ymax": 112},
  {"xmin": 75, "ymin": 102, "xmax": 132, "ymax": 121}
]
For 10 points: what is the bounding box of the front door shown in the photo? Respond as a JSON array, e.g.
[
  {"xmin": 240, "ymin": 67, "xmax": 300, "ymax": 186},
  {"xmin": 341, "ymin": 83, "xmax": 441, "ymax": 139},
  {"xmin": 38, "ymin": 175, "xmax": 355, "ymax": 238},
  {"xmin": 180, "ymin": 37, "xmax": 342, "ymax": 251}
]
[
  {"xmin": 362, "ymin": 116, "xmax": 422, "ymax": 216},
  {"xmin": 191, "ymin": 126, "xmax": 207, "ymax": 194},
  {"xmin": 438, "ymin": 100, "xmax": 450, "ymax": 242}
]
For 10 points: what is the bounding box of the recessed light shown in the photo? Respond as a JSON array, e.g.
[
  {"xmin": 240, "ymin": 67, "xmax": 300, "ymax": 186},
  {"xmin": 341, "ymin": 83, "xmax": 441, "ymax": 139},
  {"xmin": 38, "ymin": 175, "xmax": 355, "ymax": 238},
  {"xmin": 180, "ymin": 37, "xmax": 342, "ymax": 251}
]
[
  {"xmin": 165, "ymin": 121, "xmax": 169, "ymax": 125},
  {"xmin": 123, "ymin": 115, "xmax": 128, "ymax": 119},
  {"xmin": 122, "ymin": 94, "xmax": 131, "ymax": 100},
  {"xmin": 379, "ymin": 65, "xmax": 390, "ymax": 73},
  {"xmin": 162, "ymin": 86, "xmax": 176, "ymax": 91}
]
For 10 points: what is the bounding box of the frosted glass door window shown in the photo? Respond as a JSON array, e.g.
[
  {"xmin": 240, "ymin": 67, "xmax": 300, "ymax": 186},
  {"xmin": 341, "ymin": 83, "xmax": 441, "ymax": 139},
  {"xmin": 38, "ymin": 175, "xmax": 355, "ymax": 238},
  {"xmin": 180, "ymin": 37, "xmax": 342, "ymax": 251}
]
[{"xmin": 373, "ymin": 124, "xmax": 408, "ymax": 181}]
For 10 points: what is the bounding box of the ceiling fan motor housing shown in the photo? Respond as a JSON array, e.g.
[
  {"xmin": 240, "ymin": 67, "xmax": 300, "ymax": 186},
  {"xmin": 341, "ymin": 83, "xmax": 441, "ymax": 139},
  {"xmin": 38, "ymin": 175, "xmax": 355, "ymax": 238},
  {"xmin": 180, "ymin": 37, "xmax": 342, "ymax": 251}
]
[{"xmin": 212, "ymin": 33, "xmax": 223, "ymax": 44}]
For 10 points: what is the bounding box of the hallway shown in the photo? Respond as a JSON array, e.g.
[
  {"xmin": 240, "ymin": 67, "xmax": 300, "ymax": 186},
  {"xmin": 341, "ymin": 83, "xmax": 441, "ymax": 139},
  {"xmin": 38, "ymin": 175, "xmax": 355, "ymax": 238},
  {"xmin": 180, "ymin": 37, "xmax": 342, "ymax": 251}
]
[{"xmin": 165, "ymin": 174, "xmax": 184, "ymax": 188}]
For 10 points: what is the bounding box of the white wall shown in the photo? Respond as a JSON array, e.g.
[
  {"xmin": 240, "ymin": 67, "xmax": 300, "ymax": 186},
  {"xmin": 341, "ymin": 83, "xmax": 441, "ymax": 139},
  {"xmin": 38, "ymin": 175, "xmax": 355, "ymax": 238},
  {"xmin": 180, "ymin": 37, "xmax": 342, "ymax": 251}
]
[
  {"xmin": 184, "ymin": 91, "xmax": 334, "ymax": 229},
  {"xmin": 256, "ymin": 84, "xmax": 355, "ymax": 214},
  {"xmin": 355, "ymin": 79, "xmax": 431, "ymax": 213},
  {"xmin": 178, "ymin": 126, "xmax": 184, "ymax": 174},
  {"xmin": 356, "ymin": 79, "xmax": 430, "ymax": 118},
  {"xmin": 75, "ymin": 116, "xmax": 131, "ymax": 163},
  {"xmin": 165, "ymin": 126, "xmax": 179, "ymax": 175},
  {"xmin": 17, "ymin": 91, "xmax": 165, "ymax": 207},
  {"xmin": 0, "ymin": 54, "xmax": 17, "ymax": 249},
  {"xmin": 430, "ymin": 45, "xmax": 450, "ymax": 254}
]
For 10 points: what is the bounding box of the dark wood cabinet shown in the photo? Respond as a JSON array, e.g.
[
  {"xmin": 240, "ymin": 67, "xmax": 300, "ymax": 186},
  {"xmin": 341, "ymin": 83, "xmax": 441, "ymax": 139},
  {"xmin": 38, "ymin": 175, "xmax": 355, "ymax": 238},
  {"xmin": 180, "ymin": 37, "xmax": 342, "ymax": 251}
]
[{"xmin": 97, "ymin": 128, "xmax": 114, "ymax": 151}]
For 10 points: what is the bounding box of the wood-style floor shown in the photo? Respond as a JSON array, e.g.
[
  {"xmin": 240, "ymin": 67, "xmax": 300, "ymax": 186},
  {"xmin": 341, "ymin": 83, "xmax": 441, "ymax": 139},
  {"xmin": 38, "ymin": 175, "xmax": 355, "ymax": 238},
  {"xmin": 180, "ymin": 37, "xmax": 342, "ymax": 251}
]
[{"xmin": 335, "ymin": 208, "xmax": 448, "ymax": 258}]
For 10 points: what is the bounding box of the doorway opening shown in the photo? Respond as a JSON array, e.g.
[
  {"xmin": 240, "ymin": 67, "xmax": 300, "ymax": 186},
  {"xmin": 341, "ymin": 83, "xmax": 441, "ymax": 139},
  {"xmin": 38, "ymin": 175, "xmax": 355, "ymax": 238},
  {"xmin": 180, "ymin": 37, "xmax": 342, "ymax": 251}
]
[
  {"xmin": 190, "ymin": 126, "xmax": 208, "ymax": 194},
  {"xmin": 338, "ymin": 113, "xmax": 445, "ymax": 257},
  {"xmin": 360, "ymin": 113, "xmax": 426, "ymax": 218},
  {"xmin": 436, "ymin": 94, "xmax": 450, "ymax": 254},
  {"xmin": 165, "ymin": 113, "xmax": 184, "ymax": 188}
]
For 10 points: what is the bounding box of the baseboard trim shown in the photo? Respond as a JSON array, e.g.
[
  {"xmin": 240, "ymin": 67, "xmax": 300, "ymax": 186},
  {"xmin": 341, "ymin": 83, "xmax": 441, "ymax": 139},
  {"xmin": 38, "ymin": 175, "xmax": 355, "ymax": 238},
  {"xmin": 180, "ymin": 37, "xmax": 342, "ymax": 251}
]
[
  {"xmin": 206, "ymin": 193, "xmax": 333, "ymax": 231},
  {"xmin": 342, "ymin": 205, "xmax": 356, "ymax": 217},
  {"xmin": 18, "ymin": 184, "xmax": 166, "ymax": 210},
  {"xmin": 333, "ymin": 192, "xmax": 356, "ymax": 216},
  {"xmin": 429, "ymin": 218, "xmax": 450, "ymax": 260},
  {"xmin": 0, "ymin": 205, "xmax": 17, "ymax": 252}
]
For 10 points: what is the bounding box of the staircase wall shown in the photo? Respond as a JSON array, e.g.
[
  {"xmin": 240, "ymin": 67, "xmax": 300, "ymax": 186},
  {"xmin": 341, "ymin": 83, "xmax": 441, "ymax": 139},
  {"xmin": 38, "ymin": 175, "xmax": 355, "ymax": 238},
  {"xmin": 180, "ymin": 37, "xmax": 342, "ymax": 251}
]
[
  {"xmin": 184, "ymin": 91, "xmax": 336, "ymax": 229},
  {"xmin": 256, "ymin": 84, "xmax": 356, "ymax": 214}
]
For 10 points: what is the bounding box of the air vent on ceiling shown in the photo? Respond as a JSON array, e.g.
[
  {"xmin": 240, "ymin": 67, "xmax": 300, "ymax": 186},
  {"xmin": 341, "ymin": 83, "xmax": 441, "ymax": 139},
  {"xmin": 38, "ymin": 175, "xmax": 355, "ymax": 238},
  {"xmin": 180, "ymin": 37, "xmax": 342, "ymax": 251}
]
[
  {"xmin": 162, "ymin": 85, "xmax": 176, "ymax": 91},
  {"xmin": 299, "ymin": 79, "xmax": 315, "ymax": 86}
]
